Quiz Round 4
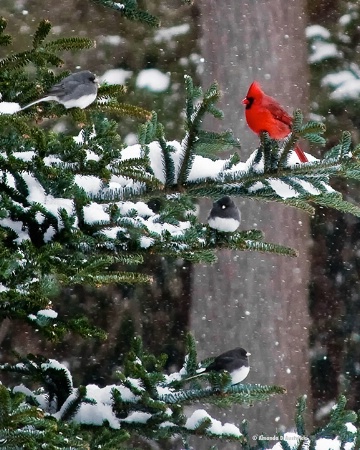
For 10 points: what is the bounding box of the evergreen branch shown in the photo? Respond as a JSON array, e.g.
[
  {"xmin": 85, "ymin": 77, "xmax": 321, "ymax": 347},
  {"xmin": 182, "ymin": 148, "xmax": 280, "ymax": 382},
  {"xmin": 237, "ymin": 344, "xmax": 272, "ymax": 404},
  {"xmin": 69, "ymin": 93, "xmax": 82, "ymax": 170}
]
[
  {"xmin": 1, "ymin": 355, "xmax": 74, "ymax": 410},
  {"xmin": 295, "ymin": 396, "xmax": 307, "ymax": 437},
  {"xmin": 32, "ymin": 20, "xmax": 52, "ymax": 49},
  {"xmin": 241, "ymin": 240, "xmax": 298, "ymax": 257},
  {"xmin": 0, "ymin": 49, "xmax": 64, "ymax": 70},
  {"xmin": 177, "ymin": 77, "xmax": 221, "ymax": 187},
  {"xmin": 292, "ymin": 108, "xmax": 303, "ymax": 133},
  {"xmin": 98, "ymin": 84, "xmax": 127, "ymax": 97},
  {"xmin": 159, "ymin": 383, "xmax": 285, "ymax": 405},
  {"xmin": 0, "ymin": 17, "xmax": 12, "ymax": 47},
  {"xmin": 183, "ymin": 334, "xmax": 198, "ymax": 376},
  {"xmin": 303, "ymin": 133, "xmax": 326, "ymax": 145},
  {"xmin": 310, "ymin": 193, "xmax": 360, "ymax": 216},
  {"xmin": 94, "ymin": 103, "xmax": 152, "ymax": 120},
  {"xmin": 68, "ymin": 271, "xmax": 152, "ymax": 286},
  {"xmin": 260, "ymin": 131, "xmax": 278, "ymax": 171},
  {"xmin": 299, "ymin": 395, "xmax": 357, "ymax": 445},
  {"xmin": 159, "ymin": 132, "xmax": 176, "ymax": 186},
  {"xmin": 324, "ymin": 131, "xmax": 352, "ymax": 159},
  {"xmin": 195, "ymin": 130, "xmax": 241, "ymax": 158},
  {"xmin": 0, "ymin": 33, "xmax": 93, "ymax": 72},
  {"xmin": 282, "ymin": 198, "xmax": 316, "ymax": 214},
  {"xmin": 43, "ymin": 37, "xmax": 96, "ymax": 51},
  {"xmin": 90, "ymin": 0, "xmax": 160, "ymax": 27},
  {"xmin": 299, "ymin": 120, "xmax": 327, "ymax": 135},
  {"xmin": 58, "ymin": 386, "xmax": 96, "ymax": 421}
]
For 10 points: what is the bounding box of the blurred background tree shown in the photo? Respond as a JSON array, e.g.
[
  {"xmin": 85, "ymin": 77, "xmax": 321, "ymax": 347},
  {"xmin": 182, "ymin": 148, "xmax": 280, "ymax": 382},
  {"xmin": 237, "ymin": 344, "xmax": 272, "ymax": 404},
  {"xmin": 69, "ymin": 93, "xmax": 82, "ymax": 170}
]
[
  {"xmin": 190, "ymin": 1, "xmax": 311, "ymax": 446},
  {"xmin": 307, "ymin": 0, "xmax": 360, "ymax": 423}
]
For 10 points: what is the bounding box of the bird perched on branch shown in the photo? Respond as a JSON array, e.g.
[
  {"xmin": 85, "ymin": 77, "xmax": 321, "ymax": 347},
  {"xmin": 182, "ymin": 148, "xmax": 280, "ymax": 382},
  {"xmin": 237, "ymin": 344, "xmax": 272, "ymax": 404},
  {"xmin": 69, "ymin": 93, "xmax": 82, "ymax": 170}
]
[
  {"xmin": 185, "ymin": 347, "xmax": 251, "ymax": 385},
  {"xmin": 208, "ymin": 196, "xmax": 241, "ymax": 232},
  {"xmin": 242, "ymin": 81, "xmax": 308, "ymax": 163},
  {"xmin": 21, "ymin": 70, "xmax": 98, "ymax": 111}
]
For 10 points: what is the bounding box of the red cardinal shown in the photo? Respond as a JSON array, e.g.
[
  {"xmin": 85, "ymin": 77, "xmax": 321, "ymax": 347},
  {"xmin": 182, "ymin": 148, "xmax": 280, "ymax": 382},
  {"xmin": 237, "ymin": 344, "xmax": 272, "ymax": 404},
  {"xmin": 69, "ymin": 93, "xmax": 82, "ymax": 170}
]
[{"xmin": 242, "ymin": 81, "xmax": 308, "ymax": 163}]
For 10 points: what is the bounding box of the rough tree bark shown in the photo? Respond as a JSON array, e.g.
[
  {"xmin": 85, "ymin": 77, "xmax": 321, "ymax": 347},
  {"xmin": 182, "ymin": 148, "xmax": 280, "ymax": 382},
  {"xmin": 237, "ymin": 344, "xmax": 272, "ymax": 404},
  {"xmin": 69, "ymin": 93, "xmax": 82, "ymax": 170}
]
[{"xmin": 189, "ymin": 0, "xmax": 312, "ymax": 444}]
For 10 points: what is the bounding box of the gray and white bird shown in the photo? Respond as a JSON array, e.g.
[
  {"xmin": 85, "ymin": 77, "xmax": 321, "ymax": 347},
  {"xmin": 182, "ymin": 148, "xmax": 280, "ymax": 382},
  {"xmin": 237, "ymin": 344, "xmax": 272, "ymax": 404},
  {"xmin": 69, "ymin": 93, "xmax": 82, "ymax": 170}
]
[
  {"xmin": 21, "ymin": 70, "xmax": 98, "ymax": 111},
  {"xmin": 186, "ymin": 347, "xmax": 251, "ymax": 386},
  {"xmin": 208, "ymin": 196, "xmax": 241, "ymax": 232}
]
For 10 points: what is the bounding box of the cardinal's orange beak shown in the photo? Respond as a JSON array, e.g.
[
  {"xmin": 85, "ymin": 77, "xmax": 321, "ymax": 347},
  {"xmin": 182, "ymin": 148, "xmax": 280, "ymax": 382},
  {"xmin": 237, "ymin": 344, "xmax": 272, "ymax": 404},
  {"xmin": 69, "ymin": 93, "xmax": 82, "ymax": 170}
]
[{"xmin": 242, "ymin": 97, "xmax": 249, "ymax": 105}]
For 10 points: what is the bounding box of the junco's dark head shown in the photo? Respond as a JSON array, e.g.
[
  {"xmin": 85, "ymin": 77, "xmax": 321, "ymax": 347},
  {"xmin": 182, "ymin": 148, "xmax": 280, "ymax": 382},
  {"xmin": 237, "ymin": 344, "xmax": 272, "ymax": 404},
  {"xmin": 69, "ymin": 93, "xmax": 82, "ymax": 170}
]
[
  {"xmin": 208, "ymin": 196, "xmax": 241, "ymax": 232},
  {"xmin": 21, "ymin": 70, "xmax": 98, "ymax": 111},
  {"xmin": 204, "ymin": 347, "xmax": 250, "ymax": 385}
]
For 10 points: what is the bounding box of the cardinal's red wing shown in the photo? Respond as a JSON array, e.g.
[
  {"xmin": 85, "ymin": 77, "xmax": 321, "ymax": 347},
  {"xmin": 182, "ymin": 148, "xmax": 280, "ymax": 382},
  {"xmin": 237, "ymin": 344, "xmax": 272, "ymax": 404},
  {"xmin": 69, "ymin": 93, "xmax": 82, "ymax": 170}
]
[{"xmin": 263, "ymin": 95, "xmax": 293, "ymax": 128}]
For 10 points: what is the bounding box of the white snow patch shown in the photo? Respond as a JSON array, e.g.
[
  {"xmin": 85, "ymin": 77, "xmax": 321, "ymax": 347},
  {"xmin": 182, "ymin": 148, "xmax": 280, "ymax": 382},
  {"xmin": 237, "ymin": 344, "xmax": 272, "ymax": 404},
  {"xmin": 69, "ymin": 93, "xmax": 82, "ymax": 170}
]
[
  {"xmin": 44, "ymin": 226, "xmax": 56, "ymax": 242},
  {"xmin": 346, "ymin": 422, "xmax": 357, "ymax": 433},
  {"xmin": 185, "ymin": 409, "xmax": 242, "ymax": 437},
  {"xmin": 75, "ymin": 402, "xmax": 119, "ymax": 428},
  {"xmin": 339, "ymin": 14, "xmax": 356, "ymax": 26},
  {"xmin": 0, "ymin": 218, "xmax": 30, "ymax": 243},
  {"xmin": 74, "ymin": 175, "xmax": 102, "ymax": 194},
  {"xmin": 309, "ymin": 42, "xmax": 339, "ymax": 63},
  {"xmin": 156, "ymin": 386, "xmax": 175, "ymax": 396},
  {"xmin": 267, "ymin": 180, "xmax": 299, "ymax": 199},
  {"xmin": 136, "ymin": 69, "xmax": 170, "ymax": 92},
  {"xmin": 315, "ymin": 400, "xmax": 336, "ymax": 420},
  {"xmin": 154, "ymin": 24, "xmax": 190, "ymax": 42},
  {"xmin": 100, "ymin": 68, "xmax": 133, "ymax": 85},
  {"xmin": 36, "ymin": 309, "xmax": 58, "ymax": 319},
  {"xmin": 98, "ymin": 35, "xmax": 124, "ymax": 46},
  {"xmin": 0, "ymin": 284, "xmax": 9, "ymax": 292},
  {"xmin": 0, "ymin": 102, "xmax": 21, "ymax": 114},
  {"xmin": 159, "ymin": 421, "xmax": 176, "ymax": 428},
  {"xmin": 119, "ymin": 201, "xmax": 154, "ymax": 217},
  {"xmin": 330, "ymin": 79, "xmax": 360, "ymax": 100},
  {"xmin": 13, "ymin": 151, "xmax": 35, "ymax": 161},
  {"xmin": 314, "ymin": 438, "xmax": 343, "ymax": 450},
  {"xmin": 306, "ymin": 25, "xmax": 331, "ymax": 39},
  {"xmin": 83, "ymin": 203, "xmax": 110, "ymax": 224},
  {"xmin": 322, "ymin": 71, "xmax": 356, "ymax": 88},
  {"xmin": 122, "ymin": 411, "xmax": 152, "ymax": 423},
  {"xmin": 124, "ymin": 133, "xmax": 138, "ymax": 146},
  {"xmin": 140, "ymin": 236, "xmax": 154, "ymax": 248},
  {"xmin": 188, "ymin": 156, "xmax": 227, "ymax": 181}
]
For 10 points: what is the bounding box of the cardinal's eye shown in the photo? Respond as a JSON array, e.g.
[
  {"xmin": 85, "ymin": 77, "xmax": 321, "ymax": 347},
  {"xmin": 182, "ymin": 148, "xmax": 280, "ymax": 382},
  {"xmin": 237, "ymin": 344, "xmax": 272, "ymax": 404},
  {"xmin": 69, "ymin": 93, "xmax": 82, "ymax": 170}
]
[{"xmin": 247, "ymin": 96, "xmax": 254, "ymax": 106}]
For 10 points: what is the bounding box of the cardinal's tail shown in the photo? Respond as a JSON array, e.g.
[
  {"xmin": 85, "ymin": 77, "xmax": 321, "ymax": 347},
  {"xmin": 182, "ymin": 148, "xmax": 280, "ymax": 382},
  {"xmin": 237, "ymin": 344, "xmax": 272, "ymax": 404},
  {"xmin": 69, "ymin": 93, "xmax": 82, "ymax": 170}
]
[{"xmin": 294, "ymin": 145, "xmax": 308, "ymax": 163}]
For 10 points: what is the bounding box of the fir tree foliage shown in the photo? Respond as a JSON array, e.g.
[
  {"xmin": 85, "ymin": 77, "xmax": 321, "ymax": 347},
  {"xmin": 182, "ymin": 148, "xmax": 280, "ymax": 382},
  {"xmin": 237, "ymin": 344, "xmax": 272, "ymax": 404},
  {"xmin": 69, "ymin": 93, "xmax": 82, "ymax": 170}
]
[
  {"xmin": 0, "ymin": 18, "xmax": 148, "ymax": 121},
  {"xmin": 290, "ymin": 395, "xmax": 357, "ymax": 450},
  {"xmin": 307, "ymin": 1, "xmax": 360, "ymax": 123},
  {"xmin": 90, "ymin": 0, "xmax": 160, "ymax": 27},
  {"xmin": 0, "ymin": 335, "xmax": 284, "ymax": 447},
  {"xmin": 1, "ymin": 39, "xmax": 360, "ymax": 338},
  {"xmin": 0, "ymin": 338, "xmax": 357, "ymax": 449},
  {"xmin": 307, "ymin": 1, "xmax": 360, "ymax": 419},
  {"xmin": 0, "ymin": 2, "xmax": 360, "ymax": 447}
]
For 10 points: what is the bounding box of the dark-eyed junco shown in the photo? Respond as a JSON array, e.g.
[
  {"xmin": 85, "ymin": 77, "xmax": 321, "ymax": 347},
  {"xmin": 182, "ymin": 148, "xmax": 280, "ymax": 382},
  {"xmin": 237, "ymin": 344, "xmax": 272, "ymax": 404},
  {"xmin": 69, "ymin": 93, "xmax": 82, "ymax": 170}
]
[
  {"xmin": 21, "ymin": 70, "xmax": 98, "ymax": 111},
  {"xmin": 208, "ymin": 196, "xmax": 241, "ymax": 232},
  {"xmin": 186, "ymin": 347, "xmax": 250, "ymax": 385}
]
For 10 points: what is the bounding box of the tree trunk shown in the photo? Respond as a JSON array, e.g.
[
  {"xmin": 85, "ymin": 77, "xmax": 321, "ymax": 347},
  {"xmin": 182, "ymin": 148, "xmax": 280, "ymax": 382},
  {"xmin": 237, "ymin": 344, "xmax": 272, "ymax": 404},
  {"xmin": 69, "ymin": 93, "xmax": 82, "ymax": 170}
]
[{"xmin": 190, "ymin": 0, "xmax": 312, "ymax": 444}]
